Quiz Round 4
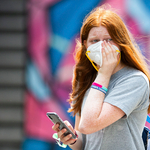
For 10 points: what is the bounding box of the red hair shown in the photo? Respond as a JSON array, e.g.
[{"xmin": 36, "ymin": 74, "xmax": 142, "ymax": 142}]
[{"xmin": 68, "ymin": 6, "xmax": 150, "ymax": 115}]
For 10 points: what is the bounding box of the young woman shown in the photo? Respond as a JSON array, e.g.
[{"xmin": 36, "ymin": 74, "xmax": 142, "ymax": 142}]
[{"xmin": 52, "ymin": 6, "xmax": 150, "ymax": 150}]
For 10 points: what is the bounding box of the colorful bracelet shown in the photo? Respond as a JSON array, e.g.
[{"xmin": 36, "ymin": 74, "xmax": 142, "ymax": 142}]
[
  {"xmin": 91, "ymin": 82, "xmax": 108, "ymax": 94},
  {"xmin": 53, "ymin": 133, "xmax": 67, "ymax": 148},
  {"xmin": 92, "ymin": 82, "xmax": 108, "ymax": 92}
]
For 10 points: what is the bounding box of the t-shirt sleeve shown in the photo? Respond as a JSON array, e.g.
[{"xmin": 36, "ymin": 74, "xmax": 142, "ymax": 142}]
[{"xmin": 104, "ymin": 75, "xmax": 149, "ymax": 117}]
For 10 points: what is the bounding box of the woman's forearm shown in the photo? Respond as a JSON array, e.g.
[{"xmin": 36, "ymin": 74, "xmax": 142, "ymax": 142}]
[{"xmin": 78, "ymin": 73, "xmax": 110, "ymax": 134}]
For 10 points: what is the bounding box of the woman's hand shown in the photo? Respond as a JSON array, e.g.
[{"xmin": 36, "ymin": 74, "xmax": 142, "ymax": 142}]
[
  {"xmin": 52, "ymin": 120, "xmax": 77, "ymax": 145},
  {"xmin": 100, "ymin": 40, "xmax": 120, "ymax": 77}
]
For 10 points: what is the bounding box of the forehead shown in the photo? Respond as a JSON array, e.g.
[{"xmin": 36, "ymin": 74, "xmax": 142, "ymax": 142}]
[{"xmin": 88, "ymin": 26, "xmax": 109, "ymax": 37}]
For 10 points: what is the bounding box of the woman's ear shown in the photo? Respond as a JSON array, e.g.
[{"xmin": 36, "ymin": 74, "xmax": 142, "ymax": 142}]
[{"xmin": 84, "ymin": 40, "xmax": 87, "ymax": 49}]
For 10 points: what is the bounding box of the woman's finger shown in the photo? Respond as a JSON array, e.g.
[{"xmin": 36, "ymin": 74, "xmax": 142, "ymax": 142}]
[
  {"xmin": 57, "ymin": 128, "xmax": 67, "ymax": 139},
  {"xmin": 103, "ymin": 41, "xmax": 114, "ymax": 60},
  {"xmin": 108, "ymin": 42, "xmax": 117, "ymax": 59},
  {"xmin": 64, "ymin": 120, "xmax": 75, "ymax": 133},
  {"xmin": 101, "ymin": 47, "xmax": 107, "ymax": 65},
  {"xmin": 52, "ymin": 123, "xmax": 60, "ymax": 132},
  {"xmin": 103, "ymin": 40, "xmax": 110, "ymax": 56},
  {"xmin": 61, "ymin": 133, "xmax": 72, "ymax": 143},
  {"xmin": 64, "ymin": 137, "xmax": 77, "ymax": 145}
]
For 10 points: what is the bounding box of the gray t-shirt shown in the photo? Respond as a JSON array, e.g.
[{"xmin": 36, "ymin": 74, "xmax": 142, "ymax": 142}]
[{"xmin": 81, "ymin": 66, "xmax": 149, "ymax": 150}]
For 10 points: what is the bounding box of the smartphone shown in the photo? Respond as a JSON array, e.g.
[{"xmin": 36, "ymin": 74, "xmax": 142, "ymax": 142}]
[{"xmin": 47, "ymin": 112, "xmax": 77, "ymax": 139}]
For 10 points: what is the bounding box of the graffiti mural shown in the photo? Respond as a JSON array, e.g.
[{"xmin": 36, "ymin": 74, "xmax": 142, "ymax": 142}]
[{"xmin": 22, "ymin": 0, "xmax": 150, "ymax": 149}]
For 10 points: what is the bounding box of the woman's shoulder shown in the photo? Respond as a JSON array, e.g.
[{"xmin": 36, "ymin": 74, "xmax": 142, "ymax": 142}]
[
  {"xmin": 116, "ymin": 66, "xmax": 145, "ymax": 77},
  {"xmin": 111, "ymin": 66, "xmax": 149, "ymax": 88},
  {"xmin": 124, "ymin": 67, "xmax": 149, "ymax": 86}
]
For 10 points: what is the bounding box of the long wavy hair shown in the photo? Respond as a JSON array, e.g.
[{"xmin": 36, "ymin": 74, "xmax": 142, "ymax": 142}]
[{"xmin": 68, "ymin": 6, "xmax": 150, "ymax": 116}]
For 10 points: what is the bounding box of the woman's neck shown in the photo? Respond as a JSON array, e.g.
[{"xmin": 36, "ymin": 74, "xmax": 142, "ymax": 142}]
[{"xmin": 112, "ymin": 61, "xmax": 126, "ymax": 75}]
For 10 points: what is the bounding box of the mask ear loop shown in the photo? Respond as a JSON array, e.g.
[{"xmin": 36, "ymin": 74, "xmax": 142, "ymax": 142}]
[
  {"xmin": 86, "ymin": 51, "xmax": 99, "ymax": 71},
  {"xmin": 116, "ymin": 50, "xmax": 121, "ymax": 67}
]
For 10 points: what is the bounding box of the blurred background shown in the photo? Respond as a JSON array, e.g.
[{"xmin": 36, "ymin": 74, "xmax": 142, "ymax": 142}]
[{"xmin": 0, "ymin": 0, "xmax": 150, "ymax": 150}]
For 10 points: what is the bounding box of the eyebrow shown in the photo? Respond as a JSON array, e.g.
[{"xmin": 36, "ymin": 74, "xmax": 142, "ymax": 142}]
[
  {"xmin": 103, "ymin": 34, "xmax": 110, "ymax": 36},
  {"xmin": 89, "ymin": 34, "xmax": 111, "ymax": 38}
]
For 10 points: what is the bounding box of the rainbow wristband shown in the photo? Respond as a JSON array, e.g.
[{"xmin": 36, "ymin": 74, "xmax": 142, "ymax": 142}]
[
  {"xmin": 92, "ymin": 82, "xmax": 108, "ymax": 92},
  {"xmin": 91, "ymin": 82, "xmax": 108, "ymax": 94},
  {"xmin": 91, "ymin": 85, "xmax": 107, "ymax": 94}
]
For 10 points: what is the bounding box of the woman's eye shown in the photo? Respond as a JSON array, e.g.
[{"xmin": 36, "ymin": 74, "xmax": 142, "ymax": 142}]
[
  {"xmin": 106, "ymin": 39, "xmax": 112, "ymax": 42},
  {"xmin": 92, "ymin": 39, "xmax": 99, "ymax": 43}
]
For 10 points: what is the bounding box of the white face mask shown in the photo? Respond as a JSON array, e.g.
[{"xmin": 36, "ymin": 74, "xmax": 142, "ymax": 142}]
[{"xmin": 86, "ymin": 41, "xmax": 120, "ymax": 71}]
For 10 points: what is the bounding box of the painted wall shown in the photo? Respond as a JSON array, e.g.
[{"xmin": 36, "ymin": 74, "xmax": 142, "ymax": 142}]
[{"xmin": 22, "ymin": 0, "xmax": 150, "ymax": 149}]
